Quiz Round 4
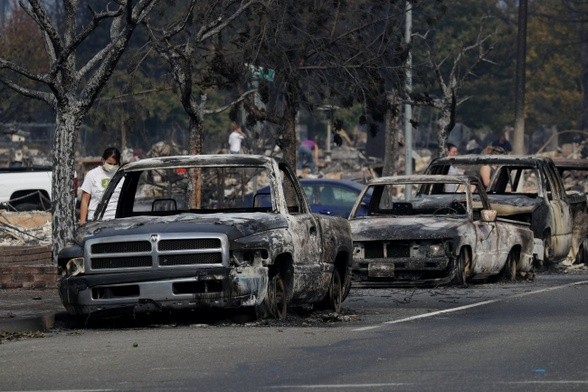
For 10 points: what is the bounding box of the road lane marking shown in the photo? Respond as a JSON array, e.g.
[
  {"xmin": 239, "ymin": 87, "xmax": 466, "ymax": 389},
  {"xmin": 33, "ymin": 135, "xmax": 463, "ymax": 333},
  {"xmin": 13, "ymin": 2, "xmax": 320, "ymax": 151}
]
[
  {"xmin": 266, "ymin": 380, "xmax": 588, "ymax": 389},
  {"xmin": 353, "ymin": 280, "xmax": 588, "ymax": 332},
  {"xmin": 266, "ymin": 383, "xmax": 411, "ymax": 389},
  {"xmin": 500, "ymin": 381, "xmax": 588, "ymax": 385},
  {"xmin": 0, "ymin": 390, "xmax": 113, "ymax": 392}
]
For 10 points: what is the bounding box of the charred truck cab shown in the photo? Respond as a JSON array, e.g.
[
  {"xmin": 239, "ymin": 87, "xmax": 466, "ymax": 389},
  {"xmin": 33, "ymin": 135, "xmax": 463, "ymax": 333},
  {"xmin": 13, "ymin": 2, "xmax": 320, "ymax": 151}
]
[
  {"xmin": 349, "ymin": 175, "xmax": 536, "ymax": 287},
  {"xmin": 58, "ymin": 155, "xmax": 353, "ymax": 319},
  {"xmin": 426, "ymin": 155, "xmax": 575, "ymax": 265}
]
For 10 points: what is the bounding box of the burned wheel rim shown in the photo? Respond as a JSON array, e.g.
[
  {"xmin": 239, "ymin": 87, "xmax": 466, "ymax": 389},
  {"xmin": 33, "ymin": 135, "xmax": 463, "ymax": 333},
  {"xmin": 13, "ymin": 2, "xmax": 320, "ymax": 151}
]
[
  {"xmin": 268, "ymin": 274, "xmax": 287, "ymax": 320},
  {"xmin": 452, "ymin": 249, "xmax": 470, "ymax": 287},
  {"xmin": 327, "ymin": 269, "xmax": 343, "ymax": 313}
]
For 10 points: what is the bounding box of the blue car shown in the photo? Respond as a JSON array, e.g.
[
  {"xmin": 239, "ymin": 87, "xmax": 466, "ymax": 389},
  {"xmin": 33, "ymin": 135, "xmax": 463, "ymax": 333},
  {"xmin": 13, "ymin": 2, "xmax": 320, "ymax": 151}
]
[
  {"xmin": 299, "ymin": 179, "xmax": 369, "ymax": 218},
  {"xmin": 245, "ymin": 178, "xmax": 369, "ymax": 218}
]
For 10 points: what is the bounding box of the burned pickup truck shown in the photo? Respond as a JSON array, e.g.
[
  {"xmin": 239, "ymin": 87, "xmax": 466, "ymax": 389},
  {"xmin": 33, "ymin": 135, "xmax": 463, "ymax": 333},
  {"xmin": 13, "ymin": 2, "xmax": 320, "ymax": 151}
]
[
  {"xmin": 58, "ymin": 155, "xmax": 353, "ymax": 319},
  {"xmin": 426, "ymin": 155, "xmax": 578, "ymax": 265},
  {"xmin": 349, "ymin": 175, "xmax": 536, "ymax": 286}
]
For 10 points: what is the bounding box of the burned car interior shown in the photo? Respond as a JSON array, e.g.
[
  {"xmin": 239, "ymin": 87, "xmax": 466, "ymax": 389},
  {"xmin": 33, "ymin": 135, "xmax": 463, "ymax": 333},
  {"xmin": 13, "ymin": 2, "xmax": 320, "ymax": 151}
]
[
  {"xmin": 355, "ymin": 179, "xmax": 486, "ymax": 219},
  {"xmin": 105, "ymin": 162, "xmax": 306, "ymax": 218}
]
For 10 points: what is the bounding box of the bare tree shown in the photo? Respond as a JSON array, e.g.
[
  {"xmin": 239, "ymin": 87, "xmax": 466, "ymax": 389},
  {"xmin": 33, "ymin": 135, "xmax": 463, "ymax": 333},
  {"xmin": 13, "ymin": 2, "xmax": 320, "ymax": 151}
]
[
  {"xmin": 0, "ymin": 0, "xmax": 159, "ymax": 260},
  {"xmin": 144, "ymin": 0, "xmax": 265, "ymax": 207},
  {"xmin": 222, "ymin": 0, "xmax": 408, "ymax": 172},
  {"xmin": 414, "ymin": 25, "xmax": 494, "ymax": 158}
]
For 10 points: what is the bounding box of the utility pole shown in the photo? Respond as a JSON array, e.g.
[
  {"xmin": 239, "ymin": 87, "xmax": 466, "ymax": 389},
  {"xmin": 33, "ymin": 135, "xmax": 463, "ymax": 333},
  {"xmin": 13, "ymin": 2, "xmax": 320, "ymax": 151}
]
[
  {"xmin": 513, "ymin": 0, "xmax": 528, "ymax": 154},
  {"xmin": 404, "ymin": 1, "xmax": 413, "ymax": 174}
]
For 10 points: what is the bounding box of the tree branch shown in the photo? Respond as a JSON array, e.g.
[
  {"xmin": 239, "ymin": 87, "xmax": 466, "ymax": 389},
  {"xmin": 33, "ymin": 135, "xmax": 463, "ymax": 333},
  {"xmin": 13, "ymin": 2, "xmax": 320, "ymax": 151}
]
[
  {"xmin": 204, "ymin": 89, "xmax": 257, "ymax": 114},
  {"xmin": 0, "ymin": 78, "xmax": 55, "ymax": 106}
]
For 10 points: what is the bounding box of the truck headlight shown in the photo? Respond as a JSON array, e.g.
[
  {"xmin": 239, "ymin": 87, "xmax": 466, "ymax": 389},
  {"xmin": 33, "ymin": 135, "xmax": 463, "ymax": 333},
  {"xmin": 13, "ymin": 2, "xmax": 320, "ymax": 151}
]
[
  {"xmin": 353, "ymin": 243, "xmax": 365, "ymax": 258},
  {"xmin": 427, "ymin": 244, "xmax": 445, "ymax": 257},
  {"xmin": 65, "ymin": 257, "xmax": 85, "ymax": 276},
  {"xmin": 230, "ymin": 249, "xmax": 270, "ymax": 267}
]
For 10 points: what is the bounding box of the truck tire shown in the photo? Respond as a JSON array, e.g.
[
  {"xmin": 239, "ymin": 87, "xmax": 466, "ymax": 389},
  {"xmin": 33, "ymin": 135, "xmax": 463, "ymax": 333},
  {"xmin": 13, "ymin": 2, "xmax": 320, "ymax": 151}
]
[
  {"xmin": 255, "ymin": 274, "xmax": 287, "ymax": 320},
  {"xmin": 316, "ymin": 269, "xmax": 343, "ymax": 313},
  {"xmin": 451, "ymin": 249, "xmax": 470, "ymax": 288},
  {"xmin": 576, "ymin": 239, "xmax": 588, "ymax": 265},
  {"xmin": 499, "ymin": 249, "xmax": 518, "ymax": 282}
]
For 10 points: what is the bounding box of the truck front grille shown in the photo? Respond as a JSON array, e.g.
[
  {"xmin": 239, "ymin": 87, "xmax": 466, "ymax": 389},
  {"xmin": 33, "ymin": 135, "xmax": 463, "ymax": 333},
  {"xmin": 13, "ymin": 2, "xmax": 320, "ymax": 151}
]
[
  {"xmin": 92, "ymin": 256, "xmax": 153, "ymax": 269},
  {"xmin": 159, "ymin": 253, "xmax": 223, "ymax": 266},
  {"xmin": 365, "ymin": 241, "xmax": 410, "ymax": 258},
  {"xmin": 85, "ymin": 233, "xmax": 229, "ymax": 273},
  {"xmin": 92, "ymin": 241, "xmax": 151, "ymax": 254},
  {"xmin": 159, "ymin": 238, "xmax": 221, "ymax": 251}
]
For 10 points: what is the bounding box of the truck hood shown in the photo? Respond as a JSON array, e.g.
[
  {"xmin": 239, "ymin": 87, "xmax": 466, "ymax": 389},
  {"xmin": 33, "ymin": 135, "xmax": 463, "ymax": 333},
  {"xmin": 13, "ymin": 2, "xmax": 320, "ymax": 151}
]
[
  {"xmin": 78, "ymin": 213, "xmax": 288, "ymax": 242},
  {"xmin": 350, "ymin": 216, "xmax": 467, "ymax": 241}
]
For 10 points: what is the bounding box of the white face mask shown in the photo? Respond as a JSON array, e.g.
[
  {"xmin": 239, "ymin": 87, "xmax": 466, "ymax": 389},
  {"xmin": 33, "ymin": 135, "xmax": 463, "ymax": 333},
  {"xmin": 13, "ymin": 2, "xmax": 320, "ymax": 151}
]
[{"xmin": 103, "ymin": 163, "xmax": 119, "ymax": 173}]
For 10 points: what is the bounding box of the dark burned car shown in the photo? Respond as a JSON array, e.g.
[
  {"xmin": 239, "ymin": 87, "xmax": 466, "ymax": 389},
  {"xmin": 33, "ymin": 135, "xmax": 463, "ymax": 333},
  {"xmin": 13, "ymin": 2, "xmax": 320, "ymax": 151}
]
[
  {"xmin": 426, "ymin": 155, "xmax": 577, "ymax": 264},
  {"xmin": 58, "ymin": 155, "xmax": 353, "ymax": 319},
  {"xmin": 349, "ymin": 175, "xmax": 536, "ymax": 286}
]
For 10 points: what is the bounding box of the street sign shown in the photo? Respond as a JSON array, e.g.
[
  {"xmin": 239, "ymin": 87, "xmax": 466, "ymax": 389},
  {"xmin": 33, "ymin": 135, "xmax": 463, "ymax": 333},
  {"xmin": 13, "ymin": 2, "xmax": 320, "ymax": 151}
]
[{"xmin": 246, "ymin": 63, "xmax": 275, "ymax": 82}]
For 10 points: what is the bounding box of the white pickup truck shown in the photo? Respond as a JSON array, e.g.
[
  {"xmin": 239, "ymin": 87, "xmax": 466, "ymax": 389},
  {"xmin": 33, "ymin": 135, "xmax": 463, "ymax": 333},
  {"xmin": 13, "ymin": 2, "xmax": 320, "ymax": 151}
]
[{"xmin": 0, "ymin": 166, "xmax": 52, "ymax": 211}]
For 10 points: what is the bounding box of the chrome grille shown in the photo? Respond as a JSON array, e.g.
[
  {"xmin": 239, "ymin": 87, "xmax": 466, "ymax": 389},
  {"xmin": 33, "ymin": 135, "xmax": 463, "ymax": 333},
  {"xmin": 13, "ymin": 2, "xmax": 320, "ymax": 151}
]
[
  {"xmin": 86, "ymin": 233, "xmax": 228, "ymax": 272},
  {"xmin": 91, "ymin": 241, "xmax": 151, "ymax": 254},
  {"xmin": 160, "ymin": 253, "xmax": 222, "ymax": 266},
  {"xmin": 92, "ymin": 256, "xmax": 152, "ymax": 269},
  {"xmin": 159, "ymin": 238, "xmax": 221, "ymax": 251}
]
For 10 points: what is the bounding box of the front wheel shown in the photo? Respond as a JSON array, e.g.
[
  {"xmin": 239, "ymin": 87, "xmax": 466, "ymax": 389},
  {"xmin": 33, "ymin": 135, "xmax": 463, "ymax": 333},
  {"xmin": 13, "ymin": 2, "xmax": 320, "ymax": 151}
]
[
  {"xmin": 451, "ymin": 249, "xmax": 470, "ymax": 288},
  {"xmin": 317, "ymin": 269, "xmax": 343, "ymax": 313},
  {"xmin": 255, "ymin": 274, "xmax": 287, "ymax": 320}
]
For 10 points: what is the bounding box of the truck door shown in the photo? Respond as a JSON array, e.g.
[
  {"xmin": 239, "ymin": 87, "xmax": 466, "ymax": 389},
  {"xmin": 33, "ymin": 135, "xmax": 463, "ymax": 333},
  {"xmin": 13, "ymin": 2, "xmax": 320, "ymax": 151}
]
[
  {"xmin": 471, "ymin": 183, "xmax": 502, "ymax": 275},
  {"xmin": 543, "ymin": 163, "xmax": 573, "ymax": 260},
  {"xmin": 279, "ymin": 166, "xmax": 324, "ymax": 301}
]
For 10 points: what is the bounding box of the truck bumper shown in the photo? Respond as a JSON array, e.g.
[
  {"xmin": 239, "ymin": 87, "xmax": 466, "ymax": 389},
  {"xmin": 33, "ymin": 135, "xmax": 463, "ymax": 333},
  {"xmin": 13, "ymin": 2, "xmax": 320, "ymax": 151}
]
[
  {"xmin": 352, "ymin": 256, "xmax": 454, "ymax": 286},
  {"xmin": 59, "ymin": 266, "xmax": 269, "ymax": 316}
]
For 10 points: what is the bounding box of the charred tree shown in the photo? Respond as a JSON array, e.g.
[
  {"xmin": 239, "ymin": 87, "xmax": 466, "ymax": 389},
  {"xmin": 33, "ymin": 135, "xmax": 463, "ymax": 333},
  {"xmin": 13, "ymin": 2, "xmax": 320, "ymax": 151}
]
[
  {"xmin": 0, "ymin": 0, "xmax": 159, "ymax": 260},
  {"xmin": 144, "ymin": 1, "xmax": 265, "ymax": 207}
]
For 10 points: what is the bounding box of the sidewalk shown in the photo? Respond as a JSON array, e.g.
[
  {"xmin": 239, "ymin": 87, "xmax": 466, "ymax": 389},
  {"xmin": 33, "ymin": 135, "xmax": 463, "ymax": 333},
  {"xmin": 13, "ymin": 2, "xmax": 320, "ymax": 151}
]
[{"xmin": 0, "ymin": 287, "xmax": 67, "ymax": 333}]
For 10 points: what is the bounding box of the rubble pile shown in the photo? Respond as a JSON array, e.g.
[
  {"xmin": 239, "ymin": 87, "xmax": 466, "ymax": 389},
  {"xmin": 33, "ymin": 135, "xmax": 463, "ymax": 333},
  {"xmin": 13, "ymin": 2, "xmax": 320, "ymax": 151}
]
[{"xmin": 0, "ymin": 211, "xmax": 51, "ymax": 247}]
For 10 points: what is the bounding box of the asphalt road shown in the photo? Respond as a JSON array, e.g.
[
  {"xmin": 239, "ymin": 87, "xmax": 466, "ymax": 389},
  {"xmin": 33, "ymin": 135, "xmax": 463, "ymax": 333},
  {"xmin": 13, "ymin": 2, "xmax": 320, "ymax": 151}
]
[{"xmin": 1, "ymin": 272, "xmax": 586, "ymax": 392}]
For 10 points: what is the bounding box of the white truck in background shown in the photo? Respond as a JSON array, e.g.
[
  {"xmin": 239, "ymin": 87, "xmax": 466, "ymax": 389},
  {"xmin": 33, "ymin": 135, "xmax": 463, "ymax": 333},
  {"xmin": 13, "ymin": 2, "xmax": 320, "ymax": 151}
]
[{"xmin": 0, "ymin": 166, "xmax": 53, "ymax": 211}]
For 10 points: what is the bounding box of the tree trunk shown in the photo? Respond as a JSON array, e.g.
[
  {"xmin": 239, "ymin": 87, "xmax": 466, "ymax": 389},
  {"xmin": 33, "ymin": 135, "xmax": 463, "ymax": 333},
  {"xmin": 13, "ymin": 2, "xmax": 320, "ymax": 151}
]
[
  {"xmin": 281, "ymin": 104, "xmax": 298, "ymax": 173},
  {"xmin": 579, "ymin": 22, "xmax": 588, "ymax": 130},
  {"xmin": 188, "ymin": 113, "xmax": 204, "ymax": 208},
  {"xmin": 52, "ymin": 108, "xmax": 82, "ymax": 262},
  {"xmin": 382, "ymin": 93, "xmax": 400, "ymax": 177},
  {"xmin": 435, "ymin": 93, "xmax": 456, "ymax": 159}
]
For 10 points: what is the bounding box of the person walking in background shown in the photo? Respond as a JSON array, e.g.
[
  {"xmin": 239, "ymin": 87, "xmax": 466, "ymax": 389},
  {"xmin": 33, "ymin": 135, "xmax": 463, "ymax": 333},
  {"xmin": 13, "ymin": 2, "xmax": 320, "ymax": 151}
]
[
  {"xmin": 480, "ymin": 145, "xmax": 507, "ymax": 187},
  {"xmin": 79, "ymin": 147, "xmax": 121, "ymax": 225},
  {"xmin": 297, "ymin": 138, "xmax": 320, "ymax": 174},
  {"xmin": 333, "ymin": 119, "xmax": 354, "ymax": 147},
  {"xmin": 228, "ymin": 121, "xmax": 247, "ymax": 154},
  {"xmin": 447, "ymin": 143, "xmax": 459, "ymax": 158},
  {"xmin": 445, "ymin": 143, "xmax": 460, "ymax": 192}
]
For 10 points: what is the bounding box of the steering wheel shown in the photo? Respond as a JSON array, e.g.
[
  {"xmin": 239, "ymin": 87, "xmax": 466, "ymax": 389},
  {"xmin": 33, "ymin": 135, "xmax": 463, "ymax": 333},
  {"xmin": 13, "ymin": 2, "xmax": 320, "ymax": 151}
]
[{"xmin": 433, "ymin": 207, "xmax": 457, "ymax": 215}]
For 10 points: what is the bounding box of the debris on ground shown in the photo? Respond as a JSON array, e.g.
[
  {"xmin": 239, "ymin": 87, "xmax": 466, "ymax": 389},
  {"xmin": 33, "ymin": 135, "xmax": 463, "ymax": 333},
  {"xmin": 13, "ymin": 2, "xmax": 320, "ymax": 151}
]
[{"xmin": 0, "ymin": 211, "xmax": 51, "ymax": 246}]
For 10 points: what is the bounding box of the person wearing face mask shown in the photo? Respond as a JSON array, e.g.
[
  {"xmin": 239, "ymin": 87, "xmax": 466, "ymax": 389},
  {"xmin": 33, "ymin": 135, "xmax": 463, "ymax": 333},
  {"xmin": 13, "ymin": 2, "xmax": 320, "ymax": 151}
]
[{"xmin": 79, "ymin": 147, "xmax": 122, "ymax": 225}]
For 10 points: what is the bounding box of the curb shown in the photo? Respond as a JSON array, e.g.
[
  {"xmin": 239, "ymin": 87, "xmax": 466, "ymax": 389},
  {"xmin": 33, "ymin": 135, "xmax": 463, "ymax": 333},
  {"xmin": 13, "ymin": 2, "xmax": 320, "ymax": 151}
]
[{"xmin": 0, "ymin": 311, "xmax": 67, "ymax": 333}]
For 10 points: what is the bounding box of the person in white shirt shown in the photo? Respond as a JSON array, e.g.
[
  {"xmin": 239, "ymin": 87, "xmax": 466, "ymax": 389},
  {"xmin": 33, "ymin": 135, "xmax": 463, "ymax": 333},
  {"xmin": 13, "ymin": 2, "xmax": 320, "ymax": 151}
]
[
  {"xmin": 228, "ymin": 121, "xmax": 247, "ymax": 154},
  {"xmin": 445, "ymin": 143, "xmax": 460, "ymax": 192},
  {"xmin": 79, "ymin": 147, "xmax": 121, "ymax": 224}
]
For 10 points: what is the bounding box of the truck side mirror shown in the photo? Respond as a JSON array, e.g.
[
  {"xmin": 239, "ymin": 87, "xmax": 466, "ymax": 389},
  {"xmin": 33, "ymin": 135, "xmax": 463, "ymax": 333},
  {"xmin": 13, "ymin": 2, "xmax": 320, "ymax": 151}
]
[{"xmin": 481, "ymin": 209, "xmax": 497, "ymax": 222}]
